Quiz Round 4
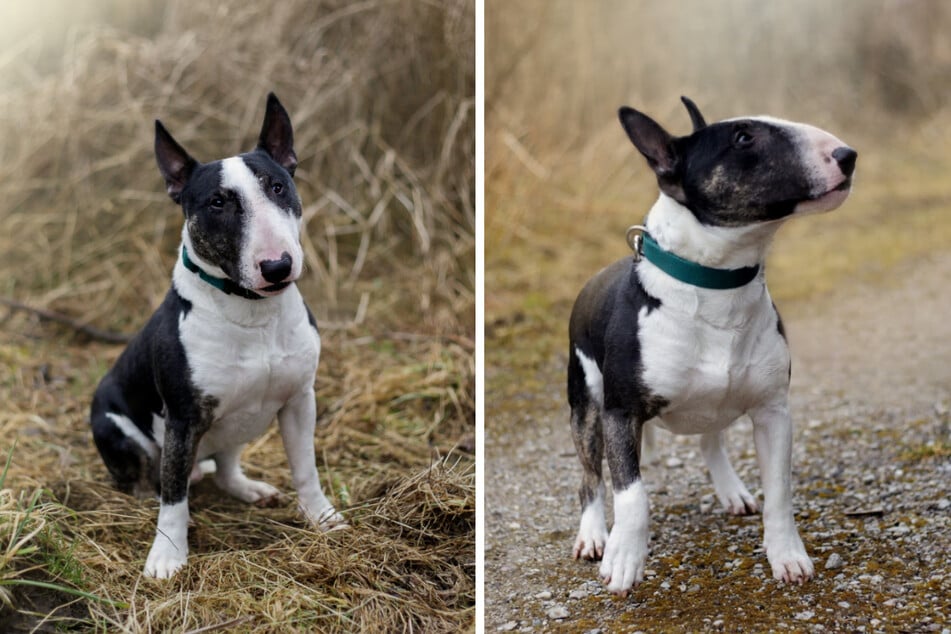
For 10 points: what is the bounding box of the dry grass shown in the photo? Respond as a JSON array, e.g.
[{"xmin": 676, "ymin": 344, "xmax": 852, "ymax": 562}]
[
  {"xmin": 0, "ymin": 330, "xmax": 474, "ymax": 632},
  {"xmin": 0, "ymin": 0, "xmax": 474, "ymax": 336},
  {"xmin": 0, "ymin": 0, "xmax": 474, "ymax": 631}
]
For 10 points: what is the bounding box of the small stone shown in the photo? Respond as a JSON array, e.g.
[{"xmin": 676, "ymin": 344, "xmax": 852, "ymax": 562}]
[
  {"xmin": 713, "ymin": 619, "xmax": 724, "ymax": 627},
  {"xmin": 534, "ymin": 590, "xmax": 552, "ymax": 600},
  {"xmin": 863, "ymin": 473, "xmax": 875, "ymax": 485},
  {"xmin": 568, "ymin": 589, "xmax": 588, "ymax": 600},
  {"xmin": 936, "ymin": 498, "xmax": 950, "ymax": 510},
  {"xmin": 795, "ymin": 610, "xmax": 815, "ymax": 621},
  {"xmin": 687, "ymin": 584, "xmax": 701, "ymax": 593},
  {"xmin": 497, "ymin": 621, "xmax": 517, "ymax": 632},
  {"xmin": 665, "ymin": 456, "xmax": 684, "ymax": 468},
  {"xmin": 825, "ymin": 553, "xmax": 845, "ymax": 570},
  {"xmin": 547, "ymin": 605, "xmax": 569, "ymax": 620},
  {"xmin": 837, "ymin": 601, "xmax": 851, "ymax": 609}
]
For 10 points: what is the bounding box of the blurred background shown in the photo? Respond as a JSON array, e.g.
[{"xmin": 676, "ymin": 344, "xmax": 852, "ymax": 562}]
[
  {"xmin": 487, "ymin": 0, "xmax": 951, "ymax": 319},
  {"xmin": 0, "ymin": 0, "xmax": 474, "ymax": 337}
]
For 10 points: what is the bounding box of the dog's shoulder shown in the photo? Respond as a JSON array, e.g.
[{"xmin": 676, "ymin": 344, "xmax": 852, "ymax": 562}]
[{"xmin": 570, "ymin": 257, "xmax": 660, "ymax": 359}]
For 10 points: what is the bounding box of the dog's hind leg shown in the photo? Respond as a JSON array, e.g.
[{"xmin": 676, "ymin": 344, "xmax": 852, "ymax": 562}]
[
  {"xmin": 212, "ymin": 444, "xmax": 281, "ymax": 506},
  {"xmin": 701, "ymin": 428, "xmax": 758, "ymax": 515},
  {"xmin": 568, "ymin": 347, "xmax": 607, "ymax": 561},
  {"xmin": 570, "ymin": 402, "xmax": 607, "ymax": 560},
  {"xmin": 90, "ymin": 407, "xmax": 160, "ymax": 498}
]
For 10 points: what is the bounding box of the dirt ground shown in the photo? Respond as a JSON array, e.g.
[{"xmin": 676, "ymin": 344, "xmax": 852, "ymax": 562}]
[{"xmin": 485, "ymin": 251, "xmax": 951, "ymax": 632}]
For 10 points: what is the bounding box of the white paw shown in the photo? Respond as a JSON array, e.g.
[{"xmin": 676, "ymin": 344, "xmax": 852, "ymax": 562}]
[
  {"xmin": 718, "ymin": 486, "xmax": 759, "ymax": 516},
  {"xmin": 597, "ymin": 481, "xmax": 650, "ymax": 595},
  {"xmin": 598, "ymin": 529, "xmax": 647, "ymax": 595},
  {"xmin": 144, "ymin": 540, "xmax": 187, "ymax": 579},
  {"xmin": 765, "ymin": 535, "xmax": 814, "ymax": 584},
  {"xmin": 243, "ymin": 480, "xmax": 282, "ymax": 506},
  {"xmin": 573, "ymin": 503, "xmax": 607, "ymax": 560},
  {"xmin": 217, "ymin": 475, "xmax": 282, "ymax": 505},
  {"xmin": 303, "ymin": 504, "xmax": 347, "ymax": 531}
]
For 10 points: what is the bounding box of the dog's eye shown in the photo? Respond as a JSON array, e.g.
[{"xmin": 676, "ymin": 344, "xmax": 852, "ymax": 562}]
[
  {"xmin": 733, "ymin": 129, "xmax": 754, "ymax": 148},
  {"xmin": 271, "ymin": 182, "xmax": 284, "ymax": 195},
  {"xmin": 209, "ymin": 196, "xmax": 225, "ymax": 209}
]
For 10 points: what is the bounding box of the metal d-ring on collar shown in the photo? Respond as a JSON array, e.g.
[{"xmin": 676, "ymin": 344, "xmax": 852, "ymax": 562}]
[
  {"xmin": 626, "ymin": 225, "xmax": 648, "ymax": 260},
  {"xmin": 625, "ymin": 224, "xmax": 760, "ymax": 290}
]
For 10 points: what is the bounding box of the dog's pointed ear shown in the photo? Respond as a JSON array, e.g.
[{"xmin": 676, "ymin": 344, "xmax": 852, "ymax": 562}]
[
  {"xmin": 257, "ymin": 93, "xmax": 298, "ymax": 176},
  {"xmin": 619, "ymin": 106, "xmax": 679, "ymax": 179},
  {"xmin": 155, "ymin": 120, "xmax": 198, "ymax": 204},
  {"xmin": 680, "ymin": 96, "xmax": 707, "ymax": 132}
]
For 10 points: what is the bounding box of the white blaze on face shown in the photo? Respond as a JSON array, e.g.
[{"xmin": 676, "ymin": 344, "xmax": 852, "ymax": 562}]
[
  {"xmin": 220, "ymin": 156, "xmax": 303, "ymax": 290},
  {"xmin": 745, "ymin": 116, "xmax": 853, "ymax": 215}
]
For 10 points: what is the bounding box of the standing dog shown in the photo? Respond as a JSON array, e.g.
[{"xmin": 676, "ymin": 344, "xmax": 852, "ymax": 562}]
[
  {"xmin": 91, "ymin": 93, "xmax": 344, "ymax": 579},
  {"xmin": 568, "ymin": 97, "xmax": 856, "ymax": 594}
]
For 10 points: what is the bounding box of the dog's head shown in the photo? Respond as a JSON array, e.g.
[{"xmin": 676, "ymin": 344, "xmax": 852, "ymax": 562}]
[
  {"xmin": 619, "ymin": 97, "xmax": 856, "ymax": 227},
  {"xmin": 154, "ymin": 93, "xmax": 303, "ymax": 296}
]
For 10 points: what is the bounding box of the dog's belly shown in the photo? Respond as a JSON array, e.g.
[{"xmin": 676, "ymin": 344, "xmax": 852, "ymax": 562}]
[{"xmin": 639, "ymin": 302, "xmax": 789, "ymax": 435}]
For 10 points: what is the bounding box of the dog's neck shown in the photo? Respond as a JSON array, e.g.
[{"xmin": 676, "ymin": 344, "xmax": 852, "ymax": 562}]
[
  {"xmin": 644, "ymin": 194, "xmax": 782, "ymax": 271},
  {"xmin": 173, "ymin": 228, "xmax": 288, "ymax": 328}
]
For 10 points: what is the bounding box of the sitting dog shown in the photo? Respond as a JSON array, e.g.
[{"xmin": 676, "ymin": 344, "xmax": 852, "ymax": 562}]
[
  {"xmin": 91, "ymin": 93, "xmax": 344, "ymax": 579},
  {"xmin": 568, "ymin": 97, "xmax": 856, "ymax": 594}
]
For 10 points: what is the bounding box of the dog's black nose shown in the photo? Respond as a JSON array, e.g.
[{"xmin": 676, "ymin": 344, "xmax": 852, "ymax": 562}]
[
  {"xmin": 260, "ymin": 252, "xmax": 293, "ymax": 283},
  {"xmin": 832, "ymin": 147, "xmax": 857, "ymax": 177}
]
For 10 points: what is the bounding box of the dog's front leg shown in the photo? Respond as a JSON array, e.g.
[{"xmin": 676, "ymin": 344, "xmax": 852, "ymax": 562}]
[
  {"xmin": 750, "ymin": 400, "xmax": 813, "ymax": 584},
  {"xmin": 144, "ymin": 421, "xmax": 197, "ymax": 579},
  {"xmin": 599, "ymin": 408, "xmax": 649, "ymax": 595},
  {"xmin": 278, "ymin": 389, "xmax": 345, "ymax": 529}
]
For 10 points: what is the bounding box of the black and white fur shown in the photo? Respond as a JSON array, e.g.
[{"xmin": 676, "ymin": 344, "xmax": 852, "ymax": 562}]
[
  {"xmin": 568, "ymin": 97, "xmax": 856, "ymax": 594},
  {"xmin": 90, "ymin": 93, "xmax": 344, "ymax": 579}
]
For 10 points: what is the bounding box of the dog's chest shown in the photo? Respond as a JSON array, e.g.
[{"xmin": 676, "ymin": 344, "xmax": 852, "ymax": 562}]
[
  {"xmin": 639, "ymin": 293, "xmax": 789, "ymax": 433},
  {"xmin": 178, "ymin": 298, "xmax": 319, "ymax": 450}
]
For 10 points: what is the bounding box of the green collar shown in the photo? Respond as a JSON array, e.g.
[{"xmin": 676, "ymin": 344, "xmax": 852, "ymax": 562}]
[
  {"xmin": 627, "ymin": 227, "xmax": 760, "ymax": 290},
  {"xmin": 180, "ymin": 246, "xmax": 267, "ymax": 300}
]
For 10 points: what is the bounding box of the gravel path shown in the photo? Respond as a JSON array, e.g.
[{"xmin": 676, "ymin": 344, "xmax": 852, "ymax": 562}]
[{"xmin": 485, "ymin": 253, "xmax": 951, "ymax": 632}]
